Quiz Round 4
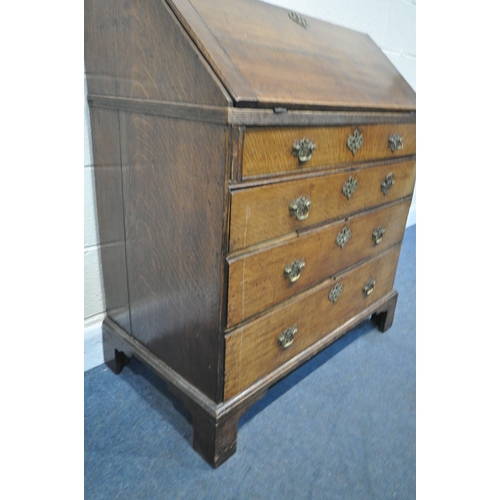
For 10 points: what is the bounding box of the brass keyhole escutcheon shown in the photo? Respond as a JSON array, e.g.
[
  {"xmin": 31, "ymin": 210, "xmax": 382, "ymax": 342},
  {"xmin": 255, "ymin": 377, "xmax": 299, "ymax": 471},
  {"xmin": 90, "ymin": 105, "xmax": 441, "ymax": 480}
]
[
  {"xmin": 288, "ymin": 11, "xmax": 308, "ymax": 29},
  {"xmin": 292, "ymin": 137, "xmax": 316, "ymax": 163},
  {"xmin": 342, "ymin": 176, "xmax": 358, "ymax": 200},
  {"xmin": 328, "ymin": 283, "xmax": 344, "ymax": 303},
  {"xmin": 284, "ymin": 258, "xmax": 305, "ymax": 283},
  {"xmin": 290, "ymin": 195, "xmax": 311, "ymax": 221},
  {"xmin": 347, "ymin": 129, "xmax": 363, "ymax": 155},
  {"xmin": 388, "ymin": 133, "xmax": 404, "ymax": 152},
  {"xmin": 336, "ymin": 226, "xmax": 351, "ymax": 249},
  {"xmin": 278, "ymin": 325, "xmax": 298, "ymax": 349}
]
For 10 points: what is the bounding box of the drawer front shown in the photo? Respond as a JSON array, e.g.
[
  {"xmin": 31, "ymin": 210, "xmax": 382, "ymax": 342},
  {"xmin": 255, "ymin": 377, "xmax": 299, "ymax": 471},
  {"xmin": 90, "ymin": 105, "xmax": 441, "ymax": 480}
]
[
  {"xmin": 224, "ymin": 245, "xmax": 402, "ymax": 400},
  {"xmin": 242, "ymin": 123, "xmax": 416, "ymax": 178},
  {"xmin": 230, "ymin": 159, "xmax": 415, "ymax": 252},
  {"xmin": 227, "ymin": 199, "xmax": 411, "ymax": 328}
]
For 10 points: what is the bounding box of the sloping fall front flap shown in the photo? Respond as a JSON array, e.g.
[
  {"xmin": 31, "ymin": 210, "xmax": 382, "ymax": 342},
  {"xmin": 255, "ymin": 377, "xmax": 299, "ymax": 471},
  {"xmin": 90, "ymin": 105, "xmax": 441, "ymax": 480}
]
[{"xmin": 165, "ymin": 0, "xmax": 416, "ymax": 111}]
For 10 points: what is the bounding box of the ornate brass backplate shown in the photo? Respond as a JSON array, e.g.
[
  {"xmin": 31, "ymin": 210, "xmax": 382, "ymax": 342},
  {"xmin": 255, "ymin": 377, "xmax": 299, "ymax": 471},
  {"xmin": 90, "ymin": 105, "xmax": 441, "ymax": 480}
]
[
  {"xmin": 388, "ymin": 133, "xmax": 404, "ymax": 152},
  {"xmin": 288, "ymin": 11, "xmax": 308, "ymax": 29},
  {"xmin": 336, "ymin": 226, "xmax": 351, "ymax": 249},
  {"xmin": 372, "ymin": 226, "xmax": 386, "ymax": 245},
  {"xmin": 328, "ymin": 283, "xmax": 344, "ymax": 303},
  {"xmin": 342, "ymin": 176, "xmax": 358, "ymax": 200},
  {"xmin": 292, "ymin": 137, "xmax": 316, "ymax": 162},
  {"xmin": 290, "ymin": 195, "xmax": 312, "ymax": 221},
  {"xmin": 277, "ymin": 325, "xmax": 298, "ymax": 349},
  {"xmin": 363, "ymin": 278, "xmax": 376, "ymax": 296},
  {"xmin": 284, "ymin": 258, "xmax": 306, "ymax": 283},
  {"xmin": 381, "ymin": 172, "xmax": 395, "ymax": 195},
  {"xmin": 347, "ymin": 129, "xmax": 363, "ymax": 155}
]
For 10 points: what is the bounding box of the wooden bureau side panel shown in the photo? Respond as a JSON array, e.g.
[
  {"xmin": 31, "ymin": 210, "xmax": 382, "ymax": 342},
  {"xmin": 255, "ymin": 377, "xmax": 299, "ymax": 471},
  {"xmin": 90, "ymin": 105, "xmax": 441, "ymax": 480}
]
[
  {"xmin": 84, "ymin": 0, "xmax": 231, "ymax": 106},
  {"xmin": 242, "ymin": 123, "xmax": 416, "ymax": 178},
  {"xmin": 230, "ymin": 160, "xmax": 416, "ymax": 251},
  {"xmin": 89, "ymin": 107, "xmax": 131, "ymax": 332},
  {"xmin": 224, "ymin": 245, "xmax": 402, "ymax": 400},
  {"xmin": 227, "ymin": 199, "xmax": 411, "ymax": 327},
  {"xmin": 119, "ymin": 112, "xmax": 228, "ymax": 401}
]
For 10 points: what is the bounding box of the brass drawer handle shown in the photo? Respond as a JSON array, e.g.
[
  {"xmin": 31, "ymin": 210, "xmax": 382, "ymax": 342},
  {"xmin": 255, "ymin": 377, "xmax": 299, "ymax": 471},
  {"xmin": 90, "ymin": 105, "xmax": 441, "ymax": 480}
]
[
  {"xmin": 328, "ymin": 282, "xmax": 344, "ymax": 303},
  {"xmin": 381, "ymin": 172, "xmax": 395, "ymax": 195},
  {"xmin": 292, "ymin": 137, "xmax": 316, "ymax": 163},
  {"xmin": 388, "ymin": 133, "xmax": 404, "ymax": 152},
  {"xmin": 347, "ymin": 128, "xmax": 363, "ymax": 155},
  {"xmin": 363, "ymin": 279, "xmax": 376, "ymax": 296},
  {"xmin": 277, "ymin": 325, "xmax": 298, "ymax": 349},
  {"xmin": 284, "ymin": 258, "xmax": 305, "ymax": 283},
  {"xmin": 372, "ymin": 226, "xmax": 386, "ymax": 245},
  {"xmin": 290, "ymin": 195, "xmax": 311, "ymax": 221},
  {"xmin": 342, "ymin": 176, "xmax": 358, "ymax": 200},
  {"xmin": 336, "ymin": 226, "xmax": 351, "ymax": 249}
]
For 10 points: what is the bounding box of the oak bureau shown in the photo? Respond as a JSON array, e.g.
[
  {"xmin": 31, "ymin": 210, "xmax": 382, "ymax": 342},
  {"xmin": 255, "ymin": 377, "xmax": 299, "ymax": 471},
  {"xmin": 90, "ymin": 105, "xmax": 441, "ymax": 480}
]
[{"xmin": 85, "ymin": 0, "xmax": 416, "ymax": 467}]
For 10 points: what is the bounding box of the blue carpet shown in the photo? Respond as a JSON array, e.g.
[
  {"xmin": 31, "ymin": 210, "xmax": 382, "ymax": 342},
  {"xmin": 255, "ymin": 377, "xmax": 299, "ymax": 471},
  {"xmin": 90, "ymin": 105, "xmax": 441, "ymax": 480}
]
[{"xmin": 85, "ymin": 225, "xmax": 415, "ymax": 499}]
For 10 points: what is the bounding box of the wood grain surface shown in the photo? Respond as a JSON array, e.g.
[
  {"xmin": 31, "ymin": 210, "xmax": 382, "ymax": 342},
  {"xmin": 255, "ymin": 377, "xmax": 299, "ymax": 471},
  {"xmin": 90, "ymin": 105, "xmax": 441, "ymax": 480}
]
[
  {"xmin": 227, "ymin": 199, "xmax": 411, "ymax": 327},
  {"xmin": 85, "ymin": 0, "xmax": 231, "ymax": 106},
  {"xmin": 170, "ymin": 0, "xmax": 416, "ymax": 110},
  {"xmin": 229, "ymin": 159, "xmax": 416, "ymax": 251},
  {"xmin": 242, "ymin": 123, "xmax": 416, "ymax": 178},
  {"xmin": 119, "ymin": 112, "xmax": 228, "ymax": 401},
  {"xmin": 224, "ymin": 244, "xmax": 402, "ymax": 400}
]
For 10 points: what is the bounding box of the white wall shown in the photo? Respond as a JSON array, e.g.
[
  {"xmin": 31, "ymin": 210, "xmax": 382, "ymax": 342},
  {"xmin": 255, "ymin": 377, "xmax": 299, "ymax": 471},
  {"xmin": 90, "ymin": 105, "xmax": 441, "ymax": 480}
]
[
  {"xmin": 84, "ymin": 0, "xmax": 416, "ymax": 370},
  {"xmin": 84, "ymin": 71, "xmax": 107, "ymax": 370}
]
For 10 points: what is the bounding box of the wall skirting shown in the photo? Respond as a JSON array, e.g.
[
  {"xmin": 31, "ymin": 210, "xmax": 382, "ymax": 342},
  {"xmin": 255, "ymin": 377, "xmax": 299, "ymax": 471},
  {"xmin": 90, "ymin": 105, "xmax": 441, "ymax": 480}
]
[{"xmin": 84, "ymin": 313, "xmax": 105, "ymax": 371}]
